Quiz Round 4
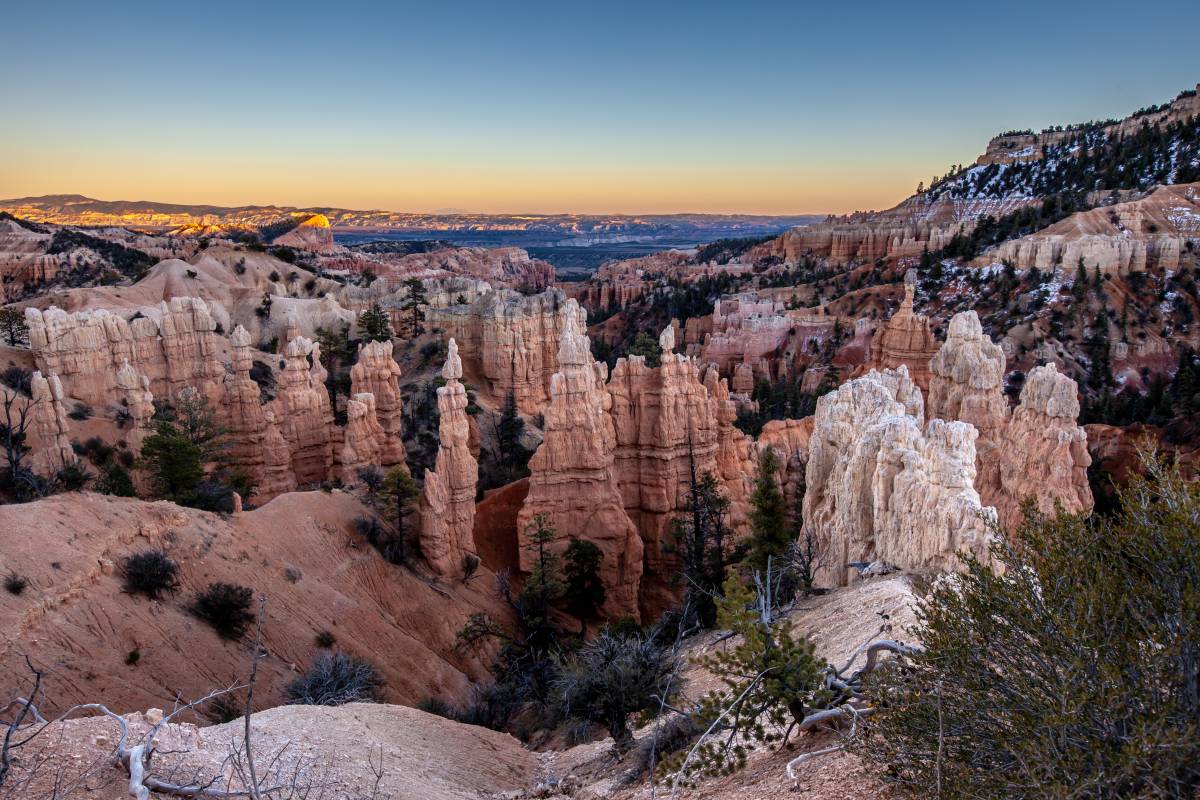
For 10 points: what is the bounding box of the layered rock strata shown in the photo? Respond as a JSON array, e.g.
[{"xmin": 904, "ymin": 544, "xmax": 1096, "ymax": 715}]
[{"xmin": 428, "ymin": 289, "xmax": 580, "ymax": 415}]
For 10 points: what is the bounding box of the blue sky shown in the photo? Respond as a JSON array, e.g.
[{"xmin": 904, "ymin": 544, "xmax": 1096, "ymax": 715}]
[{"xmin": 1, "ymin": 0, "xmax": 1197, "ymax": 213}]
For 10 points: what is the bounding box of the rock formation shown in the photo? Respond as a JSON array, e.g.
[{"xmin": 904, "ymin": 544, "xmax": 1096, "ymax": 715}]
[
  {"xmin": 115, "ymin": 358, "xmax": 155, "ymax": 452},
  {"xmin": 338, "ymin": 393, "xmax": 389, "ymax": 484},
  {"xmin": 927, "ymin": 311, "xmax": 1093, "ymax": 529},
  {"xmin": 517, "ymin": 302, "xmax": 643, "ymax": 619},
  {"xmin": 271, "ymin": 213, "xmax": 343, "ymax": 254},
  {"xmin": 23, "ymin": 371, "xmax": 77, "ymax": 475},
  {"xmin": 25, "ymin": 299, "xmax": 225, "ymax": 408},
  {"xmin": 860, "ymin": 270, "xmax": 939, "ymax": 392},
  {"xmin": 349, "ymin": 340, "xmax": 408, "ymax": 469},
  {"xmin": 607, "ymin": 325, "xmax": 725, "ymax": 616},
  {"xmin": 257, "ymin": 410, "xmax": 298, "ymax": 498},
  {"xmin": 220, "ymin": 325, "xmax": 273, "ymax": 492},
  {"xmin": 419, "ymin": 339, "xmax": 481, "ymax": 579},
  {"xmin": 927, "ymin": 311, "xmax": 1009, "ymax": 503},
  {"xmin": 803, "ymin": 366, "xmax": 997, "ymax": 587},
  {"xmin": 428, "ymin": 288, "xmax": 580, "ymax": 414},
  {"xmin": 987, "ymin": 183, "xmax": 1199, "ymax": 276},
  {"xmin": 273, "ymin": 336, "xmax": 335, "ymax": 486},
  {"xmin": 996, "ymin": 363, "xmax": 1093, "ymax": 523}
]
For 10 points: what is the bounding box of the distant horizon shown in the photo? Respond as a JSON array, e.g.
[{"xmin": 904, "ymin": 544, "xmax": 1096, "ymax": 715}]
[
  {"xmin": 3, "ymin": 0, "xmax": 1197, "ymax": 215},
  {"xmin": 0, "ymin": 193, "xmax": 830, "ymax": 220}
]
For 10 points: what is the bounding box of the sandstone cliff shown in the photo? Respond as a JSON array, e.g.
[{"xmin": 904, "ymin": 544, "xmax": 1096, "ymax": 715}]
[{"xmin": 428, "ymin": 288, "xmax": 579, "ymax": 414}]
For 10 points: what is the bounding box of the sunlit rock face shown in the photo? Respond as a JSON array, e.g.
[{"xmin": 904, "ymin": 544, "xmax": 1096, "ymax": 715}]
[
  {"xmin": 803, "ymin": 366, "xmax": 998, "ymax": 588},
  {"xmin": 516, "ymin": 302, "xmax": 644, "ymax": 620},
  {"xmin": 419, "ymin": 339, "xmax": 481, "ymax": 580},
  {"xmin": 271, "ymin": 213, "xmax": 343, "ymax": 255}
]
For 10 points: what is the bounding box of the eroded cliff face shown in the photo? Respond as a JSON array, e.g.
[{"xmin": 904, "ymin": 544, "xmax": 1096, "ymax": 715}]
[
  {"xmin": 26, "ymin": 299, "xmax": 227, "ymax": 408},
  {"xmin": 428, "ymin": 289, "xmax": 579, "ymax": 415},
  {"xmin": 516, "ymin": 302, "xmax": 644, "ymax": 620},
  {"xmin": 803, "ymin": 366, "xmax": 997, "ymax": 587},
  {"xmin": 987, "ymin": 183, "xmax": 1200, "ymax": 276},
  {"xmin": 419, "ymin": 339, "xmax": 481, "ymax": 580}
]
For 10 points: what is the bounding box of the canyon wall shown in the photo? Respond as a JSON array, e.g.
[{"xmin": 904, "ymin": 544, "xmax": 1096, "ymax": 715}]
[{"xmin": 428, "ymin": 288, "xmax": 580, "ymax": 415}]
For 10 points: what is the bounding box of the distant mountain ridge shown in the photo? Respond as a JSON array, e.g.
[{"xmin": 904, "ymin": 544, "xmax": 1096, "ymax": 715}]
[{"xmin": 0, "ymin": 194, "xmax": 820, "ymax": 240}]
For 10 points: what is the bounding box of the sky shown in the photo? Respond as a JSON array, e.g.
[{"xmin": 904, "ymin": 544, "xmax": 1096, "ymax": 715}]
[{"xmin": 1, "ymin": 0, "xmax": 1198, "ymax": 216}]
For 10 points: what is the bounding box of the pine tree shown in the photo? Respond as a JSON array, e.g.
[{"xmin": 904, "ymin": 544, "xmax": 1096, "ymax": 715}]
[
  {"xmin": 673, "ymin": 443, "xmax": 733, "ymax": 629},
  {"xmin": 0, "ymin": 308, "xmax": 29, "ymax": 347},
  {"xmin": 626, "ymin": 330, "xmax": 662, "ymax": 367},
  {"xmin": 745, "ymin": 449, "xmax": 788, "ymax": 572},
  {"xmin": 520, "ymin": 513, "xmax": 565, "ymax": 651},
  {"xmin": 400, "ymin": 279, "xmax": 426, "ymax": 336},
  {"xmin": 357, "ymin": 303, "xmax": 393, "ymax": 343},
  {"xmin": 563, "ymin": 538, "xmax": 606, "ymax": 633}
]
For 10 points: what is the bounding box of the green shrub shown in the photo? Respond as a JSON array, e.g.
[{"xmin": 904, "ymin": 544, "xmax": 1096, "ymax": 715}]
[
  {"xmin": 861, "ymin": 455, "xmax": 1200, "ymax": 798},
  {"xmin": 121, "ymin": 550, "xmax": 179, "ymax": 599},
  {"xmin": 190, "ymin": 582, "xmax": 255, "ymax": 639}
]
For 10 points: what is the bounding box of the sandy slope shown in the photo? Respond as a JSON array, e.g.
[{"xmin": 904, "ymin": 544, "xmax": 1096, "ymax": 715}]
[{"xmin": 0, "ymin": 491, "xmax": 510, "ymax": 716}]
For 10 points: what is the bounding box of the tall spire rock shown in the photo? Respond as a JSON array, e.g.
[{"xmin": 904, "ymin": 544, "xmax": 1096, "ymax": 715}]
[
  {"xmin": 517, "ymin": 302, "xmax": 644, "ymax": 619},
  {"xmin": 273, "ymin": 336, "xmax": 334, "ymax": 485},
  {"xmin": 927, "ymin": 311, "xmax": 1009, "ymax": 504},
  {"xmin": 349, "ymin": 340, "xmax": 408, "ymax": 471},
  {"xmin": 220, "ymin": 325, "xmax": 273, "ymax": 495},
  {"xmin": 860, "ymin": 269, "xmax": 939, "ymax": 391},
  {"xmin": 419, "ymin": 339, "xmax": 481, "ymax": 579},
  {"xmin": 608, "ymin": 325, "xmax": 725, "ymax": 618}
]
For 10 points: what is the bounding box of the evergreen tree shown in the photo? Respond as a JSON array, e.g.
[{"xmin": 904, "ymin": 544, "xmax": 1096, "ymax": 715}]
[
  {"xmin": 745, "ymin": 449, "xmax": 788, "ymax": 572},
  {"xmin": 563, "ymin": 538, "xmax": 606, "ymax": 633},
  {"xmin": 520, "ymin": 513, "xmax": 565, "ymax": 652},
  {"xmin": 140, "ymin": 421, "xmax": 205, "ymax": 503},
  {"xmin": 357, "ymin": 303, "xmax": 393, "ymax": 343},
  {"xmin": 371, "ymin": 467, "xmax": 418, "ymax": 564},
  {"xmin": 495, "ymin": 390, "xmax": 530, "ymax": 480},
  {"xmin": 400, "ymin": 279, "xmax": 427, "ymax": 336},
  {"xmin": 673, "ymin": 447, "xmax": 733, "ymax": 629},
  {"xmin": 626, "ymin": 330, "xmax": 662, "ymax": 367},
  {"xmin": 0, "ymin": 308, "xmax": 29, "ymax": 347}
]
